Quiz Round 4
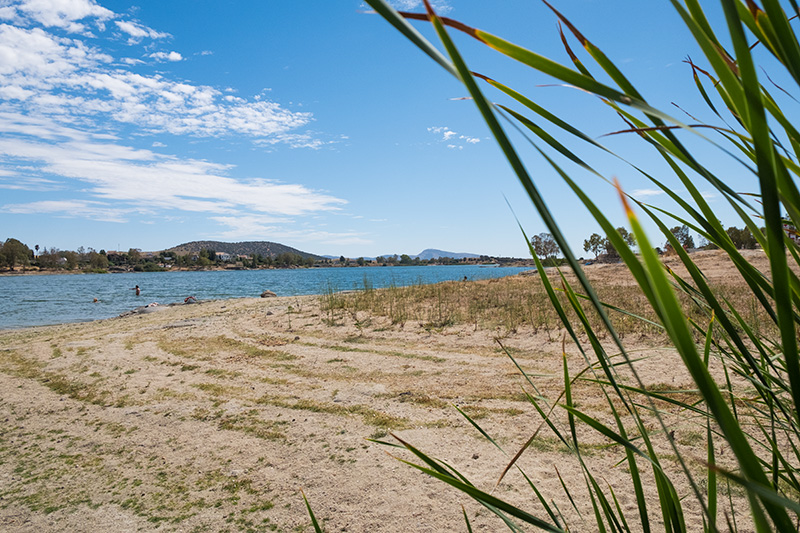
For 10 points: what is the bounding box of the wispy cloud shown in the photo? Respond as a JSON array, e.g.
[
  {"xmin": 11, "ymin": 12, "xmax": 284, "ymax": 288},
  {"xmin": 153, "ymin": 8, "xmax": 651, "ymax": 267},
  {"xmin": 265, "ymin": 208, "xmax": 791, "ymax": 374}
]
[
  {"xmin": 114, "ymin": 20, "xmax": 168, "ymax": 42},
  {"xmin": 0, "ymin": 173, "xmax": 62, "ymax": 191},
  {"xmin": 0, "ymin": 113, "xmax": 347, "ymax": 222},
  {"xmin": 427, "ymin": 126, "xmax": 480, "ymax": 149},
  {"xmin": 208, "ymin": 215, "xmax": 370, "ymax": 244},
  {"xmin": 631, "ymin": 188, "xmax": 665, "ymax": 198},
  {"xmin": 388, "ymin": 1, "xmax": 453, "ymax": 14},
  {"xmin": 3, "ymin": 199, "xmax": 137, "ymax": 222},
  {"xmin": 632, "ymin": 187, "xmax": 716, "ymax": 200}
]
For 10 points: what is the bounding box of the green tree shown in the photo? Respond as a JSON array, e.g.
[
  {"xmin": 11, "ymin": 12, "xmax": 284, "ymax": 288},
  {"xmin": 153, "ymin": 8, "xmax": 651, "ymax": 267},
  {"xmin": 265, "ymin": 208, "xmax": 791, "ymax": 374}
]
[
  {"xmin": 583, "ymin": 233, "xmax": 604, "ymax": 258},
  {"xmin": 530, "ymin": 232, "xmax": 558, "ymax": 260},
  {"xmin": 128, "ymin": 248, "xmax": 142, "ymax": 264},
  {"xmin": 63, "ymin": 251, "xmax": 78, "ymax": 270},
  {"xmin": 668, "ymin": 225, "xmax": 695, "ymax": 249},
  {"xmin": 357, "ymin": 257, "xmax": 366, "ymax": 266},
  {"xmin": 604, "ymin": 227, "xmax": 636, "ymax": 259},
  {"xmin": 616, "ymin": 226, "xmax": 635, "ymax": 247},
  {"xmin": 1, "ymin": 238, "xmax": 31, "ymax": 270},
  {"xmin": 88, "ymin": 251, "xmax": 109, "ymax": 269},
  {"xmin": 37, "ymin": 247, "xmax": 60, "ymax": 269},
  {"xmin": 726, "ymin": 226, "xmax": 758, "ymax": 249}
]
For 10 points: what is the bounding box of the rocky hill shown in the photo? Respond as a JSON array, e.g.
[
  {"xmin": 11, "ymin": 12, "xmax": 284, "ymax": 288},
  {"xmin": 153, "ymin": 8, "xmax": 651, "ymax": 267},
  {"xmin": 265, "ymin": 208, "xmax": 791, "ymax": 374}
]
[{"xmin": 164, "ymin": 241, "xmax": 323, "ymax": 260}]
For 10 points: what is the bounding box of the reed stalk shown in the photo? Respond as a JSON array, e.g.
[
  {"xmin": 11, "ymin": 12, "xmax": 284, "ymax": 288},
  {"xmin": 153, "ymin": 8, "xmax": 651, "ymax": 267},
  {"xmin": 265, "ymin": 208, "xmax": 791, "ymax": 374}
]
[{"xmin": 357, "ymin": 1, "xmax": 800, "ymax": 531}]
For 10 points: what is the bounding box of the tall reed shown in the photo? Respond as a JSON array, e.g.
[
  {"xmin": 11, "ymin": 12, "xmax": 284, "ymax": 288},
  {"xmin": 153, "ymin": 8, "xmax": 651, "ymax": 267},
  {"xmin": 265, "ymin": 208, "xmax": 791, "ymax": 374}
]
[{"xmin": 361, "ymin": 1, "xmax": 800, "ymax": 531}]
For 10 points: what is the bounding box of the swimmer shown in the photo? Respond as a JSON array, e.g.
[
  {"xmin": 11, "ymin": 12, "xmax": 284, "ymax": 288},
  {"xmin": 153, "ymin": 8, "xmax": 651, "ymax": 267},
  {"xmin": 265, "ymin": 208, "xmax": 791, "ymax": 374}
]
[{"xmin": 131, "ymin": 285, "xmax": 141, "ymax": 296}]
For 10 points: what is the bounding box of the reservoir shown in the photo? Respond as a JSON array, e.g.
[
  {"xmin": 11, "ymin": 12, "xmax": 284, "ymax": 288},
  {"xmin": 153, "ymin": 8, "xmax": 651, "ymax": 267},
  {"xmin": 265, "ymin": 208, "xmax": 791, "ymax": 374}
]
[{"xmin": 0, "ymin": 264, "xmax": 532, "ymax": 329}]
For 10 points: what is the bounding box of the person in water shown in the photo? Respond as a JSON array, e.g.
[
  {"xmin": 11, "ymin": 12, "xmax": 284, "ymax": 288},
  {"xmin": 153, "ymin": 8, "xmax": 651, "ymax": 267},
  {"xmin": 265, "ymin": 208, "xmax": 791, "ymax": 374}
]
[{"xmin": 131, "ymin": 285, "xmax": 141, "ymax": 296}]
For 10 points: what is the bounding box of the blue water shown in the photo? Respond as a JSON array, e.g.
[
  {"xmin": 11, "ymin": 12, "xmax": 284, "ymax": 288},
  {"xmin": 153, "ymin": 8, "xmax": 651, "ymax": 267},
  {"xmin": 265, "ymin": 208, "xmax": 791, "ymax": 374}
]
[{"xmin": 0, "ymin": 265, "xmax": 532, "ymax": 329}]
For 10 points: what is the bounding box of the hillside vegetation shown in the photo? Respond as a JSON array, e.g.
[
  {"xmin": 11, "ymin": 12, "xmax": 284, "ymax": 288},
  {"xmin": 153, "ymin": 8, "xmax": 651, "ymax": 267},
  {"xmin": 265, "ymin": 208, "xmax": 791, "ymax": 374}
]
[{"xmin": 165, "ymin": 240, "xmax": 322, "ymax": 260}]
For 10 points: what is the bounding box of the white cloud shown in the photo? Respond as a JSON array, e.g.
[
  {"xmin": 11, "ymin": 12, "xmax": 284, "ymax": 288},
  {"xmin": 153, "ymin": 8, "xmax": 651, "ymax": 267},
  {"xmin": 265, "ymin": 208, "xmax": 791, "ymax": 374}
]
[
  {"xmin": 3, "ymin": 198, "xmax": 134, "ymax": 222},
  {"xmin": 428, "ymin": 126, "xmax": 479, "ymax": 149},
  {"xmin": 0, "ymin": 4, "xmax": 320, "ymax": 145},
  {"xmin": 0, "ymin": 174, "xmax": 62, "ymax": 191},
  {"xmin": 148, "ymin": 50, "xmax": 182, "ymax": 62},
  {"xmin": 254, "ymin": 132, "xmax": 335, "ymax": 150},
  {"xmin": 1, "ymin": 0, "xmax": 114, "ymax": 33},
  {"xmin": 0, "ymin": 114, "xmax": 347, "ymax": 222},
  {"xmin": 632, "ymin": 188, "xmax": 716, "ymax": 201},
  {"xmin": 114, "ymin": 20, "xmax": 168, "ymax": 42},
  {"xmin": 631, "ymin": 188, "xmax": 665, "ymax": 198}
]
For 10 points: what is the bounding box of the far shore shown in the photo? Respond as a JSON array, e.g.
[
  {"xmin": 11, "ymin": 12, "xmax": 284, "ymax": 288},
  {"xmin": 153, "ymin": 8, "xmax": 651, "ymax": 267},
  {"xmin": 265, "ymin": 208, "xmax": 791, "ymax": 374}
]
[{"xmin": 0, "ymin": 260, "xmax": 537, "ymax": 277}]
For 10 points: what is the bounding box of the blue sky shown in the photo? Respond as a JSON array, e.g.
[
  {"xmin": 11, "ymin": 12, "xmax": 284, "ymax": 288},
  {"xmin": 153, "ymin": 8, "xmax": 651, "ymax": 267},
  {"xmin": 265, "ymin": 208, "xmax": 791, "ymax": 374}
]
[{"xmin": 0, "ymin": 0, "xmax": 761, "ymax": 258}]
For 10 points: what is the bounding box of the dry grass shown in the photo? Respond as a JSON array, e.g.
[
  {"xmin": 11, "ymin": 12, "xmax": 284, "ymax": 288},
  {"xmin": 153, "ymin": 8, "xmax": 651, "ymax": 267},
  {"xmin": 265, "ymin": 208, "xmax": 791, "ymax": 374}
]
[{"xmin": 321, "ymin": 251, "xmax": 780, "ymax": 343}]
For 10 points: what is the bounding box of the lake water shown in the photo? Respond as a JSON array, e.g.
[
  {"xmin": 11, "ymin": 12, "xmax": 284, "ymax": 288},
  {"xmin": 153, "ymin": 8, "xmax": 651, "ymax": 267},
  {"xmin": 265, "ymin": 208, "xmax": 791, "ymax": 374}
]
[{"xmin": 0, "ymin": 265, "xmax": 533, "ymax": 329}]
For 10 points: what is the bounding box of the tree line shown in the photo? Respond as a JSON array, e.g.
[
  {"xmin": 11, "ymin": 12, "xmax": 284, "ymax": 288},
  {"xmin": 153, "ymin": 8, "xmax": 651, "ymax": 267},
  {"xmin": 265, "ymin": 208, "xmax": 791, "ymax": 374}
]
[{"xmin": 526, "ymin": 224, "xmax": 765, "ymax": 264}]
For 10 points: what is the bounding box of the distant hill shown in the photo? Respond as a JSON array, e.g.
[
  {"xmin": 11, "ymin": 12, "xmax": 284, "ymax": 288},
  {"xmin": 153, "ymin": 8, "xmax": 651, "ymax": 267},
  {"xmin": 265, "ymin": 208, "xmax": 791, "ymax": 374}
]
[
  {"xmin": 414, "ymin": 249, "xmax": 480, "ymax": 260},
  {"xmin": 374, "ymin": 249, "xmax": 481, "ymax": 260},
  {"xmin": 165, "ymin": 241, "xmax": 323, "ymax": 260}
]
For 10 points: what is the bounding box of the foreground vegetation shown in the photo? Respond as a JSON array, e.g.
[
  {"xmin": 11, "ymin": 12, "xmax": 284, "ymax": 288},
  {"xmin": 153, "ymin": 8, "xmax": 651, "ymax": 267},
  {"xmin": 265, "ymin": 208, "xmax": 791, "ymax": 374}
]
[
  {"xmin": 323, "ymin": 250, "xmax": 779, "ymax": 342},
  {"xmin": 364, "ymin": 0, "xmax": 800, "ymax": 531}
]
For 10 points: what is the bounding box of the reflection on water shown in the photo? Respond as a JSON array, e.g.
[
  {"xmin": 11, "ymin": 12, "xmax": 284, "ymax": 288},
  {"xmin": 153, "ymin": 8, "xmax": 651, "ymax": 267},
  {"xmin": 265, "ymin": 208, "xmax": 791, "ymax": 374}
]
[{"xmin": 0, "ymin": 265, "xmax": 532, "ymax": 329}]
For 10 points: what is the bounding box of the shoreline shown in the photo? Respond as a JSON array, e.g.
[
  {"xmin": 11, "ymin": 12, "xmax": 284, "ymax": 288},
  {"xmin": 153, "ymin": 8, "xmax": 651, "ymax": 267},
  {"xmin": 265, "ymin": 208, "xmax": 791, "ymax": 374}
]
[
  {"xmin": 0, "ymin": 265, "xmax": 538, "ymax": 331},
  {"xmin": 0, "ymin": 294, "xmax": 307, "ymax": 333}
]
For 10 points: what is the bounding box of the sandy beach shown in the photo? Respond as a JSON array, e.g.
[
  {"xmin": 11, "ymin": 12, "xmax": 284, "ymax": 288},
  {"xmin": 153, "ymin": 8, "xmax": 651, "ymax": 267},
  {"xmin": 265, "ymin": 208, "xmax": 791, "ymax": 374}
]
[{"xmin": 0, "ymin": 251, "xmax": 769, "ymax": 532}]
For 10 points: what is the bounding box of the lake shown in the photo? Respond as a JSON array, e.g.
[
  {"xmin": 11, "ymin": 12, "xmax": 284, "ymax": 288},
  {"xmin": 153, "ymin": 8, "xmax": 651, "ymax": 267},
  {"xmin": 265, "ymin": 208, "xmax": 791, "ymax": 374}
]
[{"xmin": 0, "ymin": 265, "xmax": 533, "ymax": 329}]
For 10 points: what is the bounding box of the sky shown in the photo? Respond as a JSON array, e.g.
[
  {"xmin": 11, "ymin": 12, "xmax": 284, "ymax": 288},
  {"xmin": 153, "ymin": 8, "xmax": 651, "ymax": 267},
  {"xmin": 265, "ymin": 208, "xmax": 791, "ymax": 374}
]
[{"xmin": 0, "ymin": 0, "xmax": 771, "ymax": 258}]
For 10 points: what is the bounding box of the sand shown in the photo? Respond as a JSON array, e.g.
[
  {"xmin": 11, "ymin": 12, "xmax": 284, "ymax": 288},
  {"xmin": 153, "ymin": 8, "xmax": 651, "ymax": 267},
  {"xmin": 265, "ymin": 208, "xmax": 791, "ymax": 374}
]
[{"xmin": 0, "ymin": 250, "xmax": 769, "ymax": 532}]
